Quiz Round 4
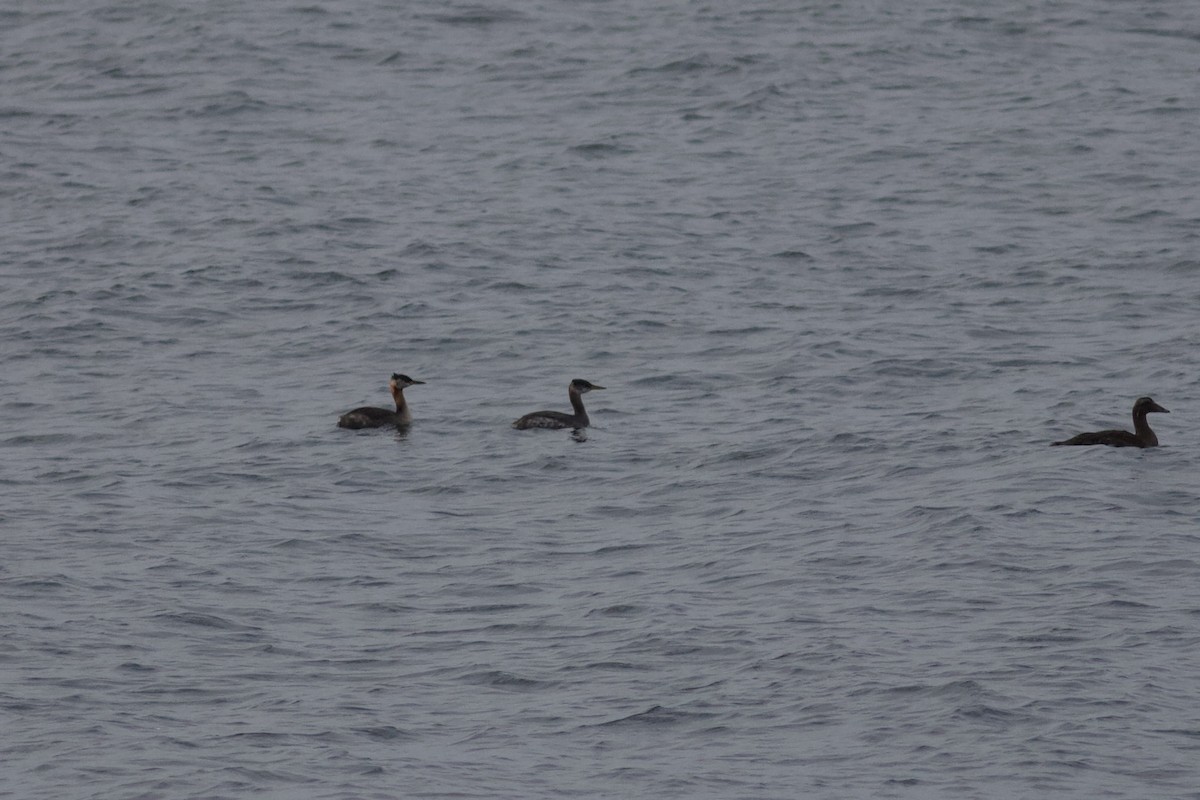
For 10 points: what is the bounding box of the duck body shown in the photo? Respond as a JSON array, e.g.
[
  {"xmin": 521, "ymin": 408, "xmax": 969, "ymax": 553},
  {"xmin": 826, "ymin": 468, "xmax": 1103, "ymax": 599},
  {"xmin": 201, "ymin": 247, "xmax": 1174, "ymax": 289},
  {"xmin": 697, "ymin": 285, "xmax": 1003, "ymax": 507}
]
[
  {"xmin": 1053, "ymin": 429, "xmax": 1149, "ymax": 448},
  {"xmin": 513, "ymin": 379, "xmax": 604, "ymax": 430},
  {"xmin": 338, "ymin": 373, "xmax": 424, "ymax": 429},
  {"xmin": 1052, "ymin": 396, "xmax": 1168, "ymax": 448}
]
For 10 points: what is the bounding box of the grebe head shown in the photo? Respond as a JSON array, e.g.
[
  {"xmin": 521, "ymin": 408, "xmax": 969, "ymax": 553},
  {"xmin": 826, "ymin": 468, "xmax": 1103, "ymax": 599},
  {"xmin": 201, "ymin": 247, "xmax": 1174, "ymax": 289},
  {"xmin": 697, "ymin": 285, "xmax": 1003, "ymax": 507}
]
[
  {"xmin": 390, "ymin": 373, "xmax": 426, "ymax": 390},
  {"xmin": 1134, "ymin": 396, "xmax": 1168, "ymax": 414},
  {"xmin": 570, "ymin": 379, "xmax": 605, "ymax": 393}
]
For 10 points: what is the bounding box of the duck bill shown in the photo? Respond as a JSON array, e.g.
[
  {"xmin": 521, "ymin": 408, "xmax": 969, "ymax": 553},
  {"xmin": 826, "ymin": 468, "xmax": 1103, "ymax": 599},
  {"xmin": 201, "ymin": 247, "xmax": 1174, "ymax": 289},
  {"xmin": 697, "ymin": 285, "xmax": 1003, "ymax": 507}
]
[{"xmin": 1151, "ymin": 402, "xmax": 1169, "ymax": 413}]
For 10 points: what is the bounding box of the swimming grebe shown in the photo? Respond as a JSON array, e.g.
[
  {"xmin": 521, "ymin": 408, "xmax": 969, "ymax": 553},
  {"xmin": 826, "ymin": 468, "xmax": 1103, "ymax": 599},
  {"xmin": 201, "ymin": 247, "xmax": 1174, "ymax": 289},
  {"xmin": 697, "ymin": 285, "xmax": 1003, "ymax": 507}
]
[
  {"xmin": 513, "ymin": 378, "xmax": 605, "ymax": 430},
  {"xmin": 337, "ymin": 373, "xmax": 425, "ymax": 429},
  {"xmin": 1051, "ymin": 396, "xmax": 1168, "ymax": 447}
]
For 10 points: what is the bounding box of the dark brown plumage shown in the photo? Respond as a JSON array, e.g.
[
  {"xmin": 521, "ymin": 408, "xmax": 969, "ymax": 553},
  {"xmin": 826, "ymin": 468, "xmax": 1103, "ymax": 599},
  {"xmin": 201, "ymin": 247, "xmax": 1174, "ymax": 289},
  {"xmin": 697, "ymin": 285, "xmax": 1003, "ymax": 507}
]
[{"xmin": 1052, "ymin": 396, "xmax": 1169, "ymax": 448}]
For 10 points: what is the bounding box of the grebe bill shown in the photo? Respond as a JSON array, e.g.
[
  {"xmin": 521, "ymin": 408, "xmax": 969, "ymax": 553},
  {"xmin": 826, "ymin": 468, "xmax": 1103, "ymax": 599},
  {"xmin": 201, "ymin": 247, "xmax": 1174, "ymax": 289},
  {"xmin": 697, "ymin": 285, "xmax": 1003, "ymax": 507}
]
[
  {"xmin": 1051, "ymin": 396, "xmax": 1168, "ymax": 448},
  {"xmin": 338, "ymin": 373, "xmax": 425, "ymax": 429},
  {"xmin": 513, "ymin": 378, "xmax": 605, "ymax": 430}
]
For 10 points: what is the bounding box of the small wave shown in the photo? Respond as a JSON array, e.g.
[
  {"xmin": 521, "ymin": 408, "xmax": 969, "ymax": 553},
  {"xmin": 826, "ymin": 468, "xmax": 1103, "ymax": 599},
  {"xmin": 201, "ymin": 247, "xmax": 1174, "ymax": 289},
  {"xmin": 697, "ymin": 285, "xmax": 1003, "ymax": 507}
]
[
  {"xmin": 627, "ymin": 55, "xmax": 721, "ymax": 77},
  {"xmin": 425, "ymin": 7, "xmax": 528, "ymax": 25},
  {"xmin": 569, "ymin": 141, "xmax": 635, "ymax": 158},
  {"xmin": 353, "ymin": 725, "xmax": 416, "ymax": 741},
  {"xmin": 182, "ymin": 90, "xmax": 268, "ymax": 117},
  {"xmin": 461, "ymin": 670, "xmax": 550, "ymax": 691},
  {"xmin": 587, "ymin": 604, "xmax": 643, "ymax": 617},
  {"xmin": 561, "ymin": 661, "xmax": 645, "ymax": 672},
  {"xmin": 440, "ymin": 603, "xmax": 531, "ymax": 614},
  {"xmin": 1, "ymin": 575, "xmax": 78, "ymax": 592},
  {"xmin": 1108, "ymin": 208, "xmax": 1172, "ymax": 223},
  {"xmin": 626, "ymin": 373, "xmax": 707, "ymax": 389},
  {"xmin": 592, "ymin": 543, "xmax": 649, "ymax": 555},
  {"xmin": 153, "ymin": 612, "xmax": 248, "ymax": 630},
  {"xmin": 3, "ymin": 433, "xmax": 76, "ymax": 446},
  {"xmin": 596, "ymin": 705, "xmax": 716, "ymax": 727}
]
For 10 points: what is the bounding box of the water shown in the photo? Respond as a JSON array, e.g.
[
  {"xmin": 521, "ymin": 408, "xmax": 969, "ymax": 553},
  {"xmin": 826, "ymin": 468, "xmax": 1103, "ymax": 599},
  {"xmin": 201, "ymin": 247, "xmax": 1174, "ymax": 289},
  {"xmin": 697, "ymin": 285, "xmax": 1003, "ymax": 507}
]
[{"xmin": 4, "ymin": 1, "xmax": 1200, "ymax": 797}]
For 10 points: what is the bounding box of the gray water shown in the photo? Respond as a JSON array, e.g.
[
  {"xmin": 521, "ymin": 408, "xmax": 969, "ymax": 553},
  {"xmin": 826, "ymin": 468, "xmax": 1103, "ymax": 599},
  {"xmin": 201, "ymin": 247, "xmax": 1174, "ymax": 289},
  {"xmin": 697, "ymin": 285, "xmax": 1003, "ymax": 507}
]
[{"xmin": 4, "ymin": 1, "xmax": 1200, "ymax": 798}]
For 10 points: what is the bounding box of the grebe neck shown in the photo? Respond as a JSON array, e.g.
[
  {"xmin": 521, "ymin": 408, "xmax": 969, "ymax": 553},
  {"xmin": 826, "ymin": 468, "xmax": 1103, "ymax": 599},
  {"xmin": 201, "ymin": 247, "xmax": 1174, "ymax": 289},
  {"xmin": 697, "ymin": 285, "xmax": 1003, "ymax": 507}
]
[
  {"xmin": 569, "ymin": 387, "xmax": 588, "ymax": 423},
  {"xmin": 391, "ymin": 387, "xmax": 413, "ymax": 424}
]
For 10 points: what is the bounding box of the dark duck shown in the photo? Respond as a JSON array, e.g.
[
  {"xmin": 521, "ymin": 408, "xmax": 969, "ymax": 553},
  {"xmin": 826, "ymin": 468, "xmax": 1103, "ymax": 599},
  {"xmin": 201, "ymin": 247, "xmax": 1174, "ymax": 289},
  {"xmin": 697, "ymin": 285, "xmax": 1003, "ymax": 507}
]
[
  {"xmin": 338, "ymin": 373, "xmax": 425, "ymax": 429},
  {"xmin": 513, "ymin": 378, "xmax": 605, "ymax": 430},
  {"xmin": 1052, "ymin": 396, "xmax": 1169, "ymax": 448}
]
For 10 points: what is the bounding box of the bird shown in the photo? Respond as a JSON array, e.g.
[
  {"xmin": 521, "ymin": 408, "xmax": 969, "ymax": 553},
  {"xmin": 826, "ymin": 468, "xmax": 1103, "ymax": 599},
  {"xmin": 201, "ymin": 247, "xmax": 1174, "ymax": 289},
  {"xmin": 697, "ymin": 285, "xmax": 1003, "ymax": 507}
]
[
  {"xmin": 513, "ymin": 378, "xmax": 605, "ymax": 430},
  {"xmin": 337, "ymin": 373, "xmax": 425, "ymax": 429},
  {"xmin": 1051, "ymin": 396, "xmax": 1169, "ymax": 448}
]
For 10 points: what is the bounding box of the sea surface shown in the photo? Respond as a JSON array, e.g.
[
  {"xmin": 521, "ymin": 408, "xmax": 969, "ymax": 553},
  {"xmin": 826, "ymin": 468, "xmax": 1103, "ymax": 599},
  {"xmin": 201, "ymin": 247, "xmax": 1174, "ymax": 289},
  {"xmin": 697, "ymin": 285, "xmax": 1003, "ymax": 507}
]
[{"xmin": 4, "ymin": 1, "xmax": 1200, "ymax": 798}]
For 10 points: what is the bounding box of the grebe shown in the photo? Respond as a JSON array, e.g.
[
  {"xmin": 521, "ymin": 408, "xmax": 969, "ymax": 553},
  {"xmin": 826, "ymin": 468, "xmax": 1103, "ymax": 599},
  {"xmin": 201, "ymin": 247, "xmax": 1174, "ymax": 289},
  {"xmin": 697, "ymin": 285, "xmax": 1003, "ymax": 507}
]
[
  {"xmin": 513, "ymin": 378, "xmax": 605, "ymax": 430},
  {"xmin": 337, "ymin": 373, "xmax": 425, "ymax": 429},
  {"xmin": 1051, "ymin": 396, "xmax": 1168, "ymax": 448}
]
